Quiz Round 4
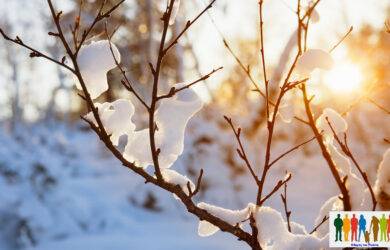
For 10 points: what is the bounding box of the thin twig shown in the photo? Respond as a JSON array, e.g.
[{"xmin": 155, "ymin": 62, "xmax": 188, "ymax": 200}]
[
  {"xmin": 328, "ymin": 26, "xmax": 353, "ymax": 54},
  {"xmin": 0, "ymin": 29, "xmax": 75, "ymax": 73},
  {"xmin": 157, "ymin": 67, "xmax": 222, "ymax": 100},
  {"xmin": 224, "ymin": 116, "xmax": 259, "ymax": 185},
  {"xmin": 104, "ymin": 24, "xmax": 150, "ymax": 110},
  {"xmin": 367, "ymin": 97, "xmax": 390, "ymax": 115},
  {"xmin": 163, "ymin": 0, "xmax": 216, "ymax": 55},
  {"xmin": 280, "ymin": 172, "xmax": 292, "ymax": 232},
  {"xmin": 268, "ymin": 135, "xmax": 318, "ymax": 168},
  {"xmin": 309, "ymin": 215, "xmax": 329, "ymax": 234},
  {"xmin": 259, "ymin": 0, "xmax": 269, "ymax": 123},
  {"xmin": 258, "ymin": 173, "xmax": 292, "ymax": 206},
  {"xmin": 325, "ymin": 117, "xmax": 377, "ymax": 211}
]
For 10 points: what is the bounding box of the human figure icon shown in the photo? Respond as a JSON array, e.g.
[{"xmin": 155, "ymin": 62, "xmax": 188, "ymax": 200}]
[
  {"xmin": 370, "ymin": 215, "xmax": 380, "ymax": 242},
  {"xmin": 358, "ymin": 215, "xmax": 366, "ymax": 241},
  {"xmin": 343, "ymin": 214, "xmax": 351, "ymax": 241},
  {"xmin": 351, "ymin": 214, "xmax": 358, "ymax": 242},
  {"xmin": 379, "ymin": 214, "xmax": 387, "ymax": 241},
  {"xmin": 365, "ymin": 230, "xmax": 370, "ymax": 243},
  {"xmin": 387, "ymin": 215, "xmax": 390, "ymax": 241},
  {"xmin": 334, "ymin": 214, "xmax": 343, "ymax": 242}
]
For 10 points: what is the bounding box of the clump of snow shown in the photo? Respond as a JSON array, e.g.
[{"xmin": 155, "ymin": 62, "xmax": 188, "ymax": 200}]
[
  {"xmin": 327, "ymin": 143, "xmax": 351, "ymax": 174},
  {"xmin": 374, "ymin": 148, "xmax": 390, "ymax": 209},
  {"xmin": 316, "ymin": 108, "xmax": 347, "ymax": 142},
  {"xmin": 169, "ymin": 0, "xmax": 181, "ymax": 25},
  {"xmin": 84, "ymin": 99, "xmax": 135, "ymax": 146},
  {"xmin": 253, "ymin": 206, "xmax": 328, "ymax": 250},
  {"xmin": 161, "ymin": 169, "xmax": 195, "ymax": 199},
  {"xmin": 76, "ymin": 40, "xmax": 121, "ymax": 99},
  {"xmin": 124, "ymin": 83, "xmax": 203, "ymax": 168},
  {"xmin": 295, "ymin": 49, "xmax": 334, "ymax": 76},
  {"xmin": 197, "ymin": 202, "xmax": 252, "ymax": 237}
]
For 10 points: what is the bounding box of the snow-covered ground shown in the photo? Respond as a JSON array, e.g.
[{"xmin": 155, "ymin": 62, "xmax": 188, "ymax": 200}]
[{"xmin": 0, "ymin": 101, "xmax": 388, "ymax": 249}]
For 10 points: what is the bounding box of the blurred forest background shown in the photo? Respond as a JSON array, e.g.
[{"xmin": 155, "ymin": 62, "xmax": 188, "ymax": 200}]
[{"xmin": 1, "ymin": 0, "xmax": 390, "ymax": 249}]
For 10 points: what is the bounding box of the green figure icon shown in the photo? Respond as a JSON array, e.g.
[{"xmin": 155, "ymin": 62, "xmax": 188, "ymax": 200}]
[
  {"xmin": 334, "ymin": 214, "xmax": 343, "ymax": 242},
  {"xmin": 370, "ymin": 216, "xmax": 380, "ymax": 242},
  {"xmin": 379, "ymin": 214, "xmax": 387, "ymax": 241},
  {"xmin": 343, "ymin": 214, "xmax": 351, "ymax": 241}
]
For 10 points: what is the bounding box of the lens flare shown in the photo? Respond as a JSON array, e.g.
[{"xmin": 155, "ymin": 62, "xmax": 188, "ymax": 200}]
[{"xmin": 324, "ymin": 63, "xmax": 363, "ymax": 94}]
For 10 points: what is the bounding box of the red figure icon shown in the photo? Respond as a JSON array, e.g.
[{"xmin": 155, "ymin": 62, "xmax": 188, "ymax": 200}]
[
  {"xmin": 351, "ymin": 214, "xmax": 358, "ymax": 242},
  {"xmin": 387, "ymin": 215, "xmax": 390, "ymax": 241}
]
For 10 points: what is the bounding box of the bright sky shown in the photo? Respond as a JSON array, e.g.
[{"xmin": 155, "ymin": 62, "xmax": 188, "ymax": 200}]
[{"xmin": 0, "ymin": 0, "xmax": 389, "ymax": 120}]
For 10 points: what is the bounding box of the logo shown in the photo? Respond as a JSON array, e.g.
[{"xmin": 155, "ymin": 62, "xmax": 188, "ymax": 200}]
[{"xmin": 329, "ymin": 211, "xmax": 390, "ymax": 248}]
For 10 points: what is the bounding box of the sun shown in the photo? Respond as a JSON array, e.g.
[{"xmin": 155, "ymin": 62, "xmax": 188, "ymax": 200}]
[{"xmin": 324, "ymin": 63, "xmax": 363, "ymax": 94}]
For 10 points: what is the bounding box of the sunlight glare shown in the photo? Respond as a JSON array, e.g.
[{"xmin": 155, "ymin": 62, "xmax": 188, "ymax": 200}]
[{"xmin": 324, "ymin": 63, "xmax": 363, "ymax": 94}]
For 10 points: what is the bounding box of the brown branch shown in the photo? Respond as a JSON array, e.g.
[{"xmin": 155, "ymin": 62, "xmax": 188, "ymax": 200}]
[
  {"xmin": 223, "ymin": 39, "xmax": 264, "ymax": 98},
  {"xmin": 258, "ymin": 173, "xmax": 292, "ymax": 207},
  {"xmin": 280, "ymin": 172, "xmax": 292, "ymax": 232},
  {"xmin": 188, "ymin": 168, "xmax": 204, "ymax": 198},
  {"xmin": 325, "ymin": 118, "xmax": 377, "ymax": 211},
  {"xmin": 0, "ymin": 28, "xmax": 75, "ymax": 73},
  {"xmin": 300, "ymin": 84, "xmax": 351, "ymax": 211},
  {"xmin": 259, "ymin": 0, "xmax": 270, "ymax": 123},
  {"xmin": 367, "ymin": 97, "xmax": 390, "ymax": 115},
  {"xmin": 157, "ymin": 67, "xmax": 222, "ymax": 100},
  {"xmin": 104, "ymin": 24, "xmax": 150, "ymax": 110},
  {"xmin": 328, "ymin": 26, "xmax": 353, "ymax": 54},
  {"xmin": 309, "ymin": 215, "xmax": 329, "ymax": 234},
  {"xmin": 224, "ymin": 116, "xmax": 260, "ymax": 185},
  {"xmin": 74, "ymin": 0, "xmax": 125, "ymax": 56},
  {"xmin": 163, "ymin": 0, "xmax": 216, "ymax": 55},
  {"xmin": 268, "ymin": 135, "xmax": 318, "ymax": 168}
]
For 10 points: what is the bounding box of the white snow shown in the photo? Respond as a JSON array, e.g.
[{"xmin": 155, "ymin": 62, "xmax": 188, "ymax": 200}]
[
  {"xmin": 169, "ymin": 0, "xmax": 181, "ymax": 25},
  {"xmin": 76, "ymin": 40, "xmax": 121, "ymax": 99},
  {"xmin": 84, "ymin": 99, "xmax": 135, "ymax": 146},
  {"xmin": 252, "ymin": 206, "xmax": 328, "ymax": 250},
  {"xmin": 124, "ymin": 83, "xmax": 203, "ymax": 169},
  {"xmin": 316, "ymin": 108, "xmax": 347, "ymax": 142},
  {"xmin": 161, "ymin": 169, "xmax": 195, "ymax": 199},
  {"xmin": 295, "ymin": 49, "xmax": 334, "ymax": 76},
  {"xmin": 197, "ymin": 202, "xmax": 251, "ymax": 237}
]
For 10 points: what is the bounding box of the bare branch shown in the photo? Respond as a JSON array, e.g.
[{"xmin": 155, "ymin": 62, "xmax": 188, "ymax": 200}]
[
  {"xmin": 104, "ymin": 24, "xmax": 150, "ymax": 110},
  {"xmin": 325, "ymin": 117, "xmax": 377, "ymax": 211},
  {"xmin": 328, "ymin": 26, "xmax": 353, "ymax": 54},
  {"xmin": 157, "ymin": 67, "xmax": 222, "ymax": 100},
  {"xmin": 258, "ymin": 173, "xmax": 292, "ymax": 207},
  {"xmin": 163, "ymin": 0, "xmax": 216, "ymax": 55},
  {"xmin": 367, "ymin": 97, "xmax": 390, "ymax": 115},
  {"xmin": 310, "ymin": 215, "xmax": 329, "ymax": 234},
  {"xmin": 224, "ymin": 116, "xmax": 260, "ymax": 185},
  {"xmin": 268, "ymin": 135, "xmax": 318, "ymax": 168},
  {"xmin": 0, "ymin": 28, "xmax": 75, "ymax": 73}
]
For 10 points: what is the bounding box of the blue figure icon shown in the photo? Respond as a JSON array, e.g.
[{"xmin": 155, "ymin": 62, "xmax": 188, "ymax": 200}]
[{"xmin": 358, "ymin": 215, "xmax": 366, "ymax": 241}]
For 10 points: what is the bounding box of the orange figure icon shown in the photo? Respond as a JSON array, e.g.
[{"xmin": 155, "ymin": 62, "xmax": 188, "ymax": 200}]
[
  {"xmin": 351, "ymin": 214, "xmax": 358, "ymax": 242},
  {"xmin": 343, "ymin": 214, "xmax": 351, "ymax": 241}
]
